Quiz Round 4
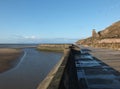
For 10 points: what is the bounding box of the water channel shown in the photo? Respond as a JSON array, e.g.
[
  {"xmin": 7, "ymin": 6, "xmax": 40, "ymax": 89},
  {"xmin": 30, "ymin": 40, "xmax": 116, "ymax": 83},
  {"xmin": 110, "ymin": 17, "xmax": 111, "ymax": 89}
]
[{"xmin": 0, "ymin": 47, "xmax": 62, "ymax": 89}]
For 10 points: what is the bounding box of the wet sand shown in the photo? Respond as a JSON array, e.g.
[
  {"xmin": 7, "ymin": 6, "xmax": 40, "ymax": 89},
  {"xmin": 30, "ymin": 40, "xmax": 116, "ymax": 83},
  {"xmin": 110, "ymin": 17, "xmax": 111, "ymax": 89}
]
[
  {"xmin": 0, "ymin": 48, "xmax": 22, "ymax": 73},
  {"xmin": 0, "ymin": 48, "xmax": 62, "ymax": 89}
]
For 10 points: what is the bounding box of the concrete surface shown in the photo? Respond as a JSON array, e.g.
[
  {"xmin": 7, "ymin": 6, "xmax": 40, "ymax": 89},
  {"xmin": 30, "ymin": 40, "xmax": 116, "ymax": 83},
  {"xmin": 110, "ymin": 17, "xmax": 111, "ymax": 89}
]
[{"xmin": 75, "ymin": 46, "xmax": 120, "ymax": 89}]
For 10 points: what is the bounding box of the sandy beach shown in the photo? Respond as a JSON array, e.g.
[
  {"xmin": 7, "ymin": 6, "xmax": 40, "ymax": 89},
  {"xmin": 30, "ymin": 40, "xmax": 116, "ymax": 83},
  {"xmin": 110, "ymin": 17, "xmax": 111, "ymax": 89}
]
[{"xmin": 0, "ymin": 48, "xmax": 22, "ymax": 73}]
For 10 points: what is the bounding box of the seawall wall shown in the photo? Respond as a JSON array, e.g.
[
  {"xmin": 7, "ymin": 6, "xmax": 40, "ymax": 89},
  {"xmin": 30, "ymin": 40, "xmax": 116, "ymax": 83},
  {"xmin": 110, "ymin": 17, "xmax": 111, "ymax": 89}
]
[
  {"xmin": 37, "ymin": 44, "xmax": 80, "ymax": 89},
  {"xmin": 37, "ymin": 44, "xmax": 72, "ymax": 52}
]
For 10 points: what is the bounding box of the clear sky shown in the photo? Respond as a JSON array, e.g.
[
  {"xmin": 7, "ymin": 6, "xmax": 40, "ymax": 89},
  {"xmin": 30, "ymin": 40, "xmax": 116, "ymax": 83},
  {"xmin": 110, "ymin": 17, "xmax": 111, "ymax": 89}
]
[{"xmin": 0, "ymin": 0, "xmax": 120, "ymax": 43}]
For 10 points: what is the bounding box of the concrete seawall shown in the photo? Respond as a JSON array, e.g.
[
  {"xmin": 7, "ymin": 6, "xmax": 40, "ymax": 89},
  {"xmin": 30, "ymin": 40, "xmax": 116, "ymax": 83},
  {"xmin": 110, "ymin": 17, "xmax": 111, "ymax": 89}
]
[
  {"xmin": 37, "ymin": 44, "xmax": 80, "ymax": 89},
  {"xmin": 37, "ymin": 44, "xmax": 120, "ymax": 89},
  {"xmin": 37, "ymin": 44, "xmax": 71, "ymax": 52},
  {"xmin": 37, "ymin": 48, "xmax": 70, "ymax": 89}
]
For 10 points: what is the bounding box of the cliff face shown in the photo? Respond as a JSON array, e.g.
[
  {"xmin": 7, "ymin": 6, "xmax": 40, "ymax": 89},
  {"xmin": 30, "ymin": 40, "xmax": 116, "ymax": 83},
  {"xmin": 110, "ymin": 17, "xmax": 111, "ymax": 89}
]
[
  {"xmin": 98, "ymin": 21, "xmax": 120, "ymax": 38},
  {"xmin": 76, "ymin": 20, "xmax": 120, "ymax": 49}
]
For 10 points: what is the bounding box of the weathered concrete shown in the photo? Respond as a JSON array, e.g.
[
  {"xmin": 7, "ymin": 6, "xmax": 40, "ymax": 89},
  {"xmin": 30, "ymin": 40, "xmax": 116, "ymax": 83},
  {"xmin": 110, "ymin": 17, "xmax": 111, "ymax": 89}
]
[
  {"xmin": 58, "ymin": 48, "xmax": 79, "ymax": 89},
  {"xmin": 37, "ymin": 44, "xmax": 71, "ymax": 52},
  {"xmin": 37, "ymin": 45, "xmax": 80, "ymax": 89},
  {"xmin": 87, "ymin": 46, "xmax": 120, "ymax": 72},
  {"xmin": 37, "ymin": 49, "xmax": 70, "ymax": 89},
  {"xmin": 37, "ymin": 44, "xmax": 120, "ymax": 89},
  {"xmin": 76, "ymin": 45, "xmax": 120, "ymax": 89}
]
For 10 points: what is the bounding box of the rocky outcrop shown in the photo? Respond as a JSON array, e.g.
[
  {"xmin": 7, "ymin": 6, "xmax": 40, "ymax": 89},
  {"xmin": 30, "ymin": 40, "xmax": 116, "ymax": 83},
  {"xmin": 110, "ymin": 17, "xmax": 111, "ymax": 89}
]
[
  {"xmin": 97, "ymin": 21, "xmax": 120, "ymax": 38},
  {"xmin": 76, "ymin": 20, "xmax": 120, "ymax": 50}
]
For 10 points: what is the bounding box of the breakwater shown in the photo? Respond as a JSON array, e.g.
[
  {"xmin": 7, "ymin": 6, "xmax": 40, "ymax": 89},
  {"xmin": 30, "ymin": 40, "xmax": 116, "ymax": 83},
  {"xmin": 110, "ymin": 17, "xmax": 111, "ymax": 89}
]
[
  {"xmin": 37, "ymin": 44, "xmax": 71, "ymax": 52},
  {"xmin": 37, "ymin": 44, "xmax": 80, "ymax": 89}
]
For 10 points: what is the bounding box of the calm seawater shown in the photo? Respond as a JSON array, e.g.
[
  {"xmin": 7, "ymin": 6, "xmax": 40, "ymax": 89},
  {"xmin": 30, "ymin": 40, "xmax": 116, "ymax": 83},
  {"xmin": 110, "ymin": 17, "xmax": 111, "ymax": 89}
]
[
  {"xmin": 0, "ymin": 44, "xmax": 38, "ymax": 48},
  {"xmin": 0, "ymin": 44, "xmax": 63, "ymax": 89}
]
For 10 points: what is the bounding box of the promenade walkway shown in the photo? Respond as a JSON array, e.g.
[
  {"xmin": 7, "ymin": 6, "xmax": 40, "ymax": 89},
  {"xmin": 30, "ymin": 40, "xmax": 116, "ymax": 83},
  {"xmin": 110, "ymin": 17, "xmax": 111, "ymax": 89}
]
[{"xmin": 75, "ymin": 46, "xmax": 120, "ymax": 89}]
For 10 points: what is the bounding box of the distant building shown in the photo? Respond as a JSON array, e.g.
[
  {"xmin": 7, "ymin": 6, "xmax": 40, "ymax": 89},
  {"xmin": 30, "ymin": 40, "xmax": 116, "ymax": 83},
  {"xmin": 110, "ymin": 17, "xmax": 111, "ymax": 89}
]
[{"xmin": 92, "ymin": 29, "xmax": 99, "ymax": 38}]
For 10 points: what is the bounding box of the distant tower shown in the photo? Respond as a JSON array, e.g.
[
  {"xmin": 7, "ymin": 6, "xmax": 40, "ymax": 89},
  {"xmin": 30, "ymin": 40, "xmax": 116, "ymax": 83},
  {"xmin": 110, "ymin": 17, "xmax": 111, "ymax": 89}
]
[
  {"xmin": 92, "ymin": 29, "xmax": 96, "ymax": 37},
  {"xmin": 92, "ymin": 29, "xmax": 97, "ymax": 38}
]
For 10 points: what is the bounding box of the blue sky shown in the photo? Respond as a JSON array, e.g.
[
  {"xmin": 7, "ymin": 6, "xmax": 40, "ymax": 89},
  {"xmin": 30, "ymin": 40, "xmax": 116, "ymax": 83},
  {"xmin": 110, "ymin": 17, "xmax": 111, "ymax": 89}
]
[{"xmin": 0, "ymin": 0, "xmax": 120, "ymax": 43}]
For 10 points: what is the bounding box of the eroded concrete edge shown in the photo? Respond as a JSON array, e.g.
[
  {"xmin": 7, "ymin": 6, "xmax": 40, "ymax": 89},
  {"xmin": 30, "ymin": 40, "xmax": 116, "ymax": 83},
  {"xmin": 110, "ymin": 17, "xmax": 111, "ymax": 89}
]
[{"xmin": 37, "ymin": 49, "xmax": 69, "ymax": 89}]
